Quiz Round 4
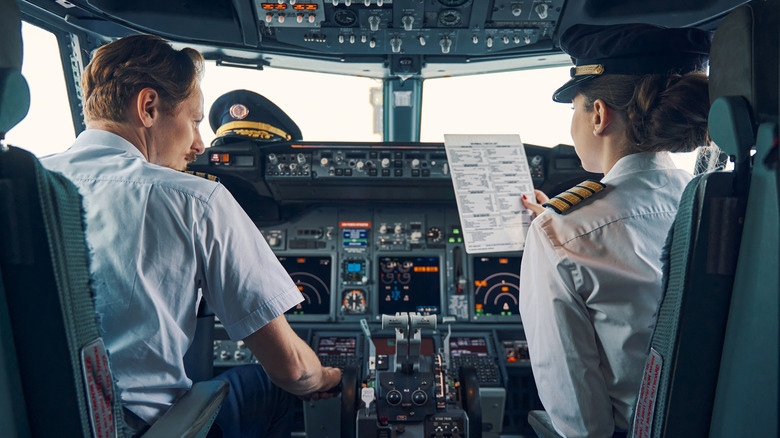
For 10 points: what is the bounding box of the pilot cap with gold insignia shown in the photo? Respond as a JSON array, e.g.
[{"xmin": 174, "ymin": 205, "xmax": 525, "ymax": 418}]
[
  {"xmin": 552, "ymin": 23, "xmax": 712, "ymax": 103},
  {"xmin": 209, "ymin": 89, "xmax": 302, "ymax": 146},
  {"xmin": 543, "ymin": 179, "xmax": 606, "ymax": 214}
]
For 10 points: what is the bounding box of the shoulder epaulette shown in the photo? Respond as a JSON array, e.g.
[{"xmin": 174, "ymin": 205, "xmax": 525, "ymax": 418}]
[
  {"xmin": 183, "ymin": 170, "xmax": 220, "ymax": 182},
  {"xmin": 543, "ymin": 179, "xmax": 606, "ymax": 214}
]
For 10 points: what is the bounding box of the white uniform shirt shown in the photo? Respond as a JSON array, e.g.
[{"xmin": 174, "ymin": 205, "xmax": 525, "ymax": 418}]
[
  {"xmin": 519, "ymin": 152, "xmax": 692, "ymax": 438},
  {"xmin": 41, "ymin": 130, "xmax": 303, "ymax": 423}
]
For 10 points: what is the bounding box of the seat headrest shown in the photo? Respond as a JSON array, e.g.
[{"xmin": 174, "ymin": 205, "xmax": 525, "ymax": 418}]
[
  {"xmin": 709, "ymin": 2, "xmax": 779, "ymax": 125},
  {"xmin": 0, "ymin": 0, "xmax": 30, "ymax": 138}
]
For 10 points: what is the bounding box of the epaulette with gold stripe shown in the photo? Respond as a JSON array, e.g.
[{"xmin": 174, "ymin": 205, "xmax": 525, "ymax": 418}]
[
  {"xmin": 183, "ymin": 170, "xmax": 220, "ymax": 182},
  {"xmin": 543, "ymin": 179, "xmax": 606, "ymax": 214}
]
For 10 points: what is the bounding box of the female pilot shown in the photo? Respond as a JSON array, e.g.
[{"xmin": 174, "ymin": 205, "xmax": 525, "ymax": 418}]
[{"xmin": 518, "ymin": 24, "xmax": 712, "ymax": 438}]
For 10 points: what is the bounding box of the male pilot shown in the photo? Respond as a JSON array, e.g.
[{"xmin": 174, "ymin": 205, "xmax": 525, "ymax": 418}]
[{"xmin": 41, "ymin": 34, "xmax": 341, "ymax": 437}]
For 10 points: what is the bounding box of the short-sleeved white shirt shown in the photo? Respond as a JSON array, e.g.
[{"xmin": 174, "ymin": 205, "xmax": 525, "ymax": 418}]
[
  {"xmin": 41, "ymin": 130, "xmax": 303, "ymax": 423},
  {"xmin": 519, "ymin": 152, "xmax": 692, "ymax": 438}
]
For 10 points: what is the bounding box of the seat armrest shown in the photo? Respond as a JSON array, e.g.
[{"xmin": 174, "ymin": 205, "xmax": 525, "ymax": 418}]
[
  {"xmin": 528, "ymin": 410, "xmax": 564, "ymax": 438},
  {"xmin": 143, "ymin": 380, "xmax": 229, "ymax": 438}
]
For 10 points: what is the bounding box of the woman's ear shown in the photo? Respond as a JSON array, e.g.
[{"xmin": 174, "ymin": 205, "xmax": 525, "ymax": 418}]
[{"xmin": 591, "ymin": 98, "xmax": 615, "ymax": 136}]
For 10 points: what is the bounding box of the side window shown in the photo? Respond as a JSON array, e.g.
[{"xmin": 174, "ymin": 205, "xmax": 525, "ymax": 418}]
[{"xmin": 5, "ymin": 22, "xmax": 75, "ymax": 157}]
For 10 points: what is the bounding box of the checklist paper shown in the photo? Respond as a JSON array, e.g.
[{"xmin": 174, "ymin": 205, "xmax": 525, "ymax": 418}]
[{"xmin": 444, "ymin": 134, "xmax": 536, "ymax": 254}]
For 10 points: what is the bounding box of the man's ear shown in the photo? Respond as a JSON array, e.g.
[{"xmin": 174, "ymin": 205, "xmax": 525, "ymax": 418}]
[{"xmin": 136, "ymin": 88, "xmax": 160, "ymax": 128}]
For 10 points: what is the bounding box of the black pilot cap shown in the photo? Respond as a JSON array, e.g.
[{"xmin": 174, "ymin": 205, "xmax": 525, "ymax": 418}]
[
  {"xmin": 552, "ymin": 23, "xmax": 712, "ymax": 103},
  {"xmin": 209, "ymin": 89, "xmax": 302, "ymax": 146}
]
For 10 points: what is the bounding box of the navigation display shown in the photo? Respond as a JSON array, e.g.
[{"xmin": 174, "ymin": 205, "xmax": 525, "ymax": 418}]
[
  {"xmin": 472, "ymin": 256, "xmax": 522, "ymax": 317},
  {"xmin": 450, "ymin": 337, "xmax": 489, "ymax": 357},
  {"xmin": 278, "ymin": 256, "xmax": 332, "ymax": 315},
  {"xmin": 378, "ymin": 256, "xmax": 441, "ymax": 315},
  {"xmin": 317, "ymin": 336, "xmax": 357, "ymax": 356}
]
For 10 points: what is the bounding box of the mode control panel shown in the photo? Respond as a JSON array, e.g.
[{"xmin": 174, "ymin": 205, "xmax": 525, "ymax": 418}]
[{"xmin": 266, "ymin": 148, "xmax": 451, "ymax": 180}]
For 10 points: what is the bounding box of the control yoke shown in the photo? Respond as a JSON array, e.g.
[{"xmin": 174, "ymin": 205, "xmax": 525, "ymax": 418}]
[{"xmin": 382, "ymin": 313, "xmax": 437, "ymax": 373}]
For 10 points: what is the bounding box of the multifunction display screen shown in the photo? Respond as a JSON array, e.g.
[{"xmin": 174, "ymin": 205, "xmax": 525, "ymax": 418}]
[
  {"xmin": 449, "ymin": 337, "xmax": 490, "ymax": 357},
  {"xmin": 378, "ymin": 256, "xmax": 441, "ymax": 315},
  {"xmin": 472, "ymin": 256, "xmax": 522, "ymax": 317},
  {"xmin": 317, "ymin": 336, "xmax": 357, "ymax": 356},
  {"xmin": 278, "ymin": 256, "xmax": 332, "ymax": 315}
]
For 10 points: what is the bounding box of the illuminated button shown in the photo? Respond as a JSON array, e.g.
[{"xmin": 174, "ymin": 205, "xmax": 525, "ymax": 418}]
[
  {"xmin": 220, "ymin": 153, "xmax": 230, "ymax": 163},
  {"xmin": 210, "ymin": 153, "xmax": 220, "ymax": 162}
]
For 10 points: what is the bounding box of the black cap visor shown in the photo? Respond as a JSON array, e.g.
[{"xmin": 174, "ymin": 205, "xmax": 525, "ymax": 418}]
[{"xmin": 552, "ymin": 74, "xmax": 598, "ymax": 103}]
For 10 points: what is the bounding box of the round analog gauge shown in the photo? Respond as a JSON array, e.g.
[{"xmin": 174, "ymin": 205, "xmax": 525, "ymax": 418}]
[
  {"xmin": 333, "ymin": 9, "xmax": 358, "ymax": 27},
  {"xmin": 342, "ymin": 289, "xmax": 366, "ymax": 314}
]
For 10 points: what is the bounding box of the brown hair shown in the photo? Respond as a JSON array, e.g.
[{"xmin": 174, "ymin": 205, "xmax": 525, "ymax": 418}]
[
  {"xmin": 81, "ymin": 34, "xmax": 204, "ymax": 124},
  {"xmin": 577, "ymin": 72, "xmax": 710, "ymax": 153}
]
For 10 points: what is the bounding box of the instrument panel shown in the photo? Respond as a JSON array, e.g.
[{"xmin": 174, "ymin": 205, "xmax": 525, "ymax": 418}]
[{"xmin": 192, "ymin": 139, "xmax": 597, "ymax": 436}]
